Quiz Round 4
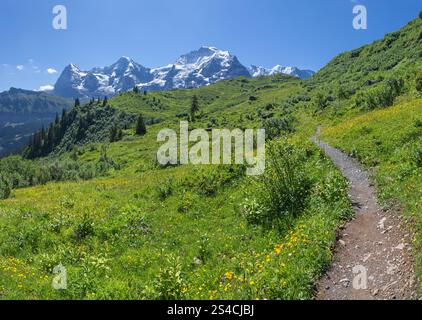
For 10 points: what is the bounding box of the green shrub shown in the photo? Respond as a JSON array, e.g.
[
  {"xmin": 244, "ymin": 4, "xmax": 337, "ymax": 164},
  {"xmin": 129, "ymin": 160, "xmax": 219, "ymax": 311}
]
[
  {"xmin": 197, "ymin": 235, "xmax": 211, "ymax": 264},
  {"xmin": 416, "ymin": 72, "xmax": 422, "ymax": 92},
  {"xmin": 72, "ymin": 252, "xmax": 111, "ymax": 298},
  {"xmin": 177, "ymin": 192, "xmax": 194, "ymax": 213},
  {"xmin": 313, "ymin": 91, "xmax": 328, "ymax": 111},
  {"xmin": 0, "ymin": 174, "xmax": 12, "ymax": 199},
  {"xmin": 262, "ymin": 116, "xmax": 296, "ymax": 139},
  {"xmin": 412, "ymin": 144, "xmax": 422, "ymax": 167},
  {"xmin": 241, "ymin": 197, "xmax": 268, "ymax": 225},
  {"xmin": 73, "ymin": 215, "xmax": 95, "ymax": 241},
  {"xmin": 154, "ymin": 255, "xmax": 185, "ymax": 300},
  {"xmin": 156, "ymin": 178, "xmax": 174, "ymax": 200},
  {"xmin": 0, "ymin": 152, "xmax": 120, "ymax": 199},
  {"xmin": 355, "ymin": 78, "xmax": 404, "ymax": 110},
  {"xmin": 245, "ymin": 141, "xmax": 312, "ymax": 229},
  {"xmin": 184, "ymin": 165, "xmax": 245, "ymax": 197},
  {"xmin": 337, "ymin": 86, "xmax": 352, "ymax": 100},
  {"xmin": 120, "ymin": 205, "xmax": 150, "ymax": 237},
  {"xmin": 311, "ymin": 171, "xmax": 351, "ymax": 208}
]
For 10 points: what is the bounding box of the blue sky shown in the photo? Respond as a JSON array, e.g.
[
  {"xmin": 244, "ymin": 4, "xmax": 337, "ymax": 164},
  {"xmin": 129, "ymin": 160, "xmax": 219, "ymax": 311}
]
[{"xmin": 0, "ymin": 0, "xmax": 420, "ymax": 92}]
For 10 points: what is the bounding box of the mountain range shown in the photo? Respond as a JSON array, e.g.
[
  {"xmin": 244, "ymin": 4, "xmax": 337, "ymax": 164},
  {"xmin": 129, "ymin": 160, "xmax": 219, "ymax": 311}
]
[
  {"xmin": 53, "ymin": 46, "xmax": 314, "ymax": 98},
  {"xmin": 0, "ymin": 88, "xmax": 72, "ymax": 156}
]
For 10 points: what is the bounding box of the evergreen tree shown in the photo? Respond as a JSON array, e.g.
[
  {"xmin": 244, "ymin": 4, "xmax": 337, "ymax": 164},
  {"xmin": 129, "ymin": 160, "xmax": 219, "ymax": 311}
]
[
  {"xmin": 46, "ymin": 123, "xmax": 55, "ymax": 153},
  {"xmin": 117, "ymin": 129, "xmax": 123, "ymax": 141},
  {"xmin": 40, "ymin": 126, "xmax": 46, "ymax": 147},
  {"xmin": 133, "ymin": 86, "xmax": 139, "ymax": 94},
  {"xmin": 32, "ymin": 132, "xmax": 42, "ymax": 158},
  {"xmin": 103, "ymin": 96, "xmax": 108, "ymax": 107},
  {"xmin": 74, "ymin": 98, "xmax": 81, "ymax": 107},
  {"xmin": 190, "ymin": 95, "xmax": 200, "ymax": 121},
  {"xmin": 110, "ymin": 125, "xmax": 118, "ymax": 142},
  {"xmin": 136, "ymin": 114, "xmax": 147, "ymax": 135}
]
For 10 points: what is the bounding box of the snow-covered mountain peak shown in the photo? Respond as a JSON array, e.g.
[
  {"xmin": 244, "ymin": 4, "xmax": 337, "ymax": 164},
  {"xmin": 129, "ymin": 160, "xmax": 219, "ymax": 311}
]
[
  {"xmin": 248, "ymin": 65, "xmax": 315, "ymax": 79},
  {"xmin": 53, "ymin": 47, "xmax": 314, "ymax": 98},
  {"xmin": 176, "ymin": 46, "xmax": 232, "ymax": 66},
  {"xmin": 114, "ymin": 56, "xmax": 136, "ymax": 68},
  {"xmin": 67, "ymin": 63, "xmax": 83, "ymax": 73}
]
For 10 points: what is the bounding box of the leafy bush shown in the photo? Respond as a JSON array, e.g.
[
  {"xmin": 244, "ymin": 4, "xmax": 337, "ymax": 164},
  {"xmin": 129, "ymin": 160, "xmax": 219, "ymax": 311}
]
[
  {"xmin": 336, "ymin": 86, "xmax": 352, "ymax": 100},
  {"xmin": 262, "ymin": 116, "xmax": 296, "ymax": 139},
  {"xmin": 241, "ymin": 197, "xmax": 268, "ymax": 225},
  {"xmin": 98, "ymin": 205, "xmax": 149, "ymax": 246},
  {"xmin": 0, "ymin": 149, "xmax": 121, "ymax": 200},
  {"xmin": 154, "ymin": 255, "xmax": 185, "ymax": 300},
  {"xmin": 311, "ymin": 171, "xmax": 351, "ymax": 209},
  {"xmin": 184, "ymin": 165, "xmax": 245, "ymax": 196},
  {"xmin": 313, "ymin": 91, "xmax": 328, "ymax": 111},
  {"xmin": 73, "ymin": 214, "xmax": 95, "ymax": 241},
  {"xmin": 416, "ymin": 72, "xmax": 422, "ymax": 92},
  {"xmin": 242, "ymin": 141, "xmax": 311, "ymax": 228},
  {"xmin": 156, "ymin": 178, "xmax": 174, "ymax": 200},
  {"xmin": 411, "ymin": 144, "xmax": 422, "ymax": 167},
  {"xmin": 262, "ymin": 142, "xmax": 311, "ymax": 219},
  {"xmin": 355, "ymin": 78, "xmax": 404, "ymax": 110},
  {"xmin": 177, "ymin": 192, "xmax": 194, "ymax": 213}
]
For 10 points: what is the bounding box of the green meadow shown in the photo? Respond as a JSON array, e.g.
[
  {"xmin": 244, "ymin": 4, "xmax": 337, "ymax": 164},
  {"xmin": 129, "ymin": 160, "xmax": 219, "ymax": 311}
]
[{"xmin": 0, "ymin": 15, "xmax": 421, "ymax": 300}]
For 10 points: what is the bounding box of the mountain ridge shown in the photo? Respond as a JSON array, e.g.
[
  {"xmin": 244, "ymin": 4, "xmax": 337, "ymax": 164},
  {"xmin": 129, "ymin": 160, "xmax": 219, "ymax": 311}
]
[
  {"xmin": 53, "ymin": 46, "xmax": 314, "ymax": 98},
  {"xmin": 0, "ymin": 87, "xmax": 72, "ymax": 156}
]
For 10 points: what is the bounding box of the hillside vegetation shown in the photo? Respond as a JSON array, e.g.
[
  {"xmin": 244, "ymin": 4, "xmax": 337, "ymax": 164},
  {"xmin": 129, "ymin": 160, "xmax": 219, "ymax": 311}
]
[{"xmin": 0, "ymin": 15, "xmax": 421, "ymax": 300}]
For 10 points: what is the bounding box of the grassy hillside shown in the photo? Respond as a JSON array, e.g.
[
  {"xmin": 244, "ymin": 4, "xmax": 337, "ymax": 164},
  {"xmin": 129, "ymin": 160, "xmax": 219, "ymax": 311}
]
[
  {"xmin": 313, "ymin": 18, "xmax": 421, "ymax": 85},
  {"xmin": 0, "ymin": 15, "xmax": 421, "ymax": 300}
]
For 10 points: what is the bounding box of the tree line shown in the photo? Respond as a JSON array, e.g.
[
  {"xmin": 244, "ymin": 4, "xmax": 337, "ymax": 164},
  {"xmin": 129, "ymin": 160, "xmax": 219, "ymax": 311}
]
[{"xmin": 25, "ymin": 97, "xmax": 148, "ymax": 159}]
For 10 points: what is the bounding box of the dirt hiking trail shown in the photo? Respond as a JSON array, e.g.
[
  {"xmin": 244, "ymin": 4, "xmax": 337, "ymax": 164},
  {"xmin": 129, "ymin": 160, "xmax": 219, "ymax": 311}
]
[{"xmin": 311, "ymin": 132, "xmax": 418, "ymax": 300}]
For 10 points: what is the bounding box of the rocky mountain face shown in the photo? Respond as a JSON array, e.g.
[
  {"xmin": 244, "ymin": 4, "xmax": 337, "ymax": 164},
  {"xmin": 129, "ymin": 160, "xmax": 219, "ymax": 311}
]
[
  {"xmin": 53, "ymin": 47, "xmax": 314, "ymax": 98},
  {"xmin": 248, "ymin": 65, "xmax": 315, "ymax": 79}
]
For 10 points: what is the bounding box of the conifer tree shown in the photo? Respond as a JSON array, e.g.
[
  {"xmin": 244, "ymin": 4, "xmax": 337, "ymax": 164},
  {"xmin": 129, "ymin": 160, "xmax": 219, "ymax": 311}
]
[
  {"xmin": 190, "ymin": 95, "xmax": 200, "ymax": 121},
  {"xmin": 135, "ymin": 114, "xmax": 147, "ymax": 135},
  {"xmin": 110, "ymin": 124, "xmax": 118, "ymax": 142},
  {"xmin": 117, "ymin": 129, "xmax": 123, "ymax": 141}
]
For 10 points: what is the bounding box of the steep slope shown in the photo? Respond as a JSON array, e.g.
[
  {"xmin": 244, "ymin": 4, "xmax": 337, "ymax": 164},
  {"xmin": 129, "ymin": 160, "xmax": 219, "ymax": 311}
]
[
  {"xmin": 311, "ymin": 17, "xmax": 422, "ymax": 90},
  {"xmin": 0, "ymin": 88, "xmax": 72, "ymax": 156}
]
